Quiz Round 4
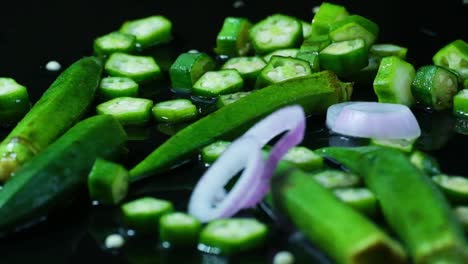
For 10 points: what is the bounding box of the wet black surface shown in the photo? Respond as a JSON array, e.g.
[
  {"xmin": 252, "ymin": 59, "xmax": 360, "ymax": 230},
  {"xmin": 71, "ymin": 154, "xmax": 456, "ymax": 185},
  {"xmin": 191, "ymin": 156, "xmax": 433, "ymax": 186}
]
[{"xmin": 0, "ymin": 0, "xmax": 466, "ymax": 263}]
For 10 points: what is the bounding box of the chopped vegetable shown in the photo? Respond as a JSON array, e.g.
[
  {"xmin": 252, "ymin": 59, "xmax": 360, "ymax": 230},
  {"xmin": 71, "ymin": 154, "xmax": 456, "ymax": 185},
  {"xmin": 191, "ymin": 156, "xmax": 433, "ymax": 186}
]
[
  {"xmin": 96, "ymin": 97, "xmax": 154, "ymax": 126},
  {"xmin": 453, "ymin": 89, "xmax": 468, "ymax": 117},
  {"xmin": 282, "ymin": 146, "xmax": 324, "ymax": 171},
  {"xmin": 318, "ymin": 38, "xmax": 369, "ymax": 77},
  {"xmin": 249, "ymin": 14, "xmax": 303, "ymax": 54},
  {"xmin": 87, "ymin": 158, "xmax": 129, "ymax": 205},
  {"xmin": 98, "ymin": 77, "xmax": 139, "ymax": 100},
  {"xmin": 214, "ymin": 17, "xmax": 252, "ymax": 56},
  {"xmin": 370, "ymin": 138, "xmax": 415, "ymax": 152},
  {"xmin": 432, "ymin": 39, "xmax": 468, "ymax": 79},
  {"xmin": 152, "ymin": 99, "xmax": 198, "ymax": 124},
  {"xmin": 370, "ymin": 44, "xmax": 408, "ymax": 59},
  {"xmin": 105, "ymin": 53, "xmax": 162, "ymax": 83},
  {"xmin": 329, "ymin": 15, "xmax": 379, "ymax": 48},
  {"xmin": 272, "ymin": 168, "xmax": 407, "ymax": 264},
  {"xmin": 0, "ymin": 78, "xmax": 30, "ymax": 126},
  {"xmin": 454, "ymin": 206, "xmax": 468, "ymax": 233},
  {"xmin": 199, "ymin": 218, "xmax": 268, "ymax": 255},
  {"xmin": 0, "ymin": 115, "xmax": 126, "ymax": 231},
  {"xmin": 411, "ymin": 65, "xmax": 460, "ymax": 110},
  {"xmin": 312, "ymin": 169, "xmax": 360, "ymax": 189},
  {"xmin": 300, "ymin": 21, "xmax": 311, "ymax": 39},
  {"xmin": 255, "ymin": 56, "xmax": 312, "ymax": 88},
  {"xmin": 334, "ymin": 188, "xmax": 378, "ymax": 217},
  {"xmin": 93, "ymin": 32, "xmax": 136, "ymax": 55},
  {"xmin": 263, "ymin": 48, "xmax": 299, "ymax": 62},
  {"xmin": 373, "ymin": 56, "xmax": 415, "ymax": 106},
  {"xmin": 159, "ymin": 212, "xmax": 202, "ymax": 247},
  {"xmin": 310, "ymin": 2, "xmax": 349, "ymax": 40},
  {"xmin": 121, "ymin": 197, "xmax": 173, "ymax": 233},
  {"xmin": 200, "ymin": 140, "xmax": 231, "ymax": 164},
  {"xmin": 409, "ymin": 150, "xmax": 441, "ymax": 176},
  {"xmin": 221, "ymin": 57, "xmax": 266, "ymax": 81},
  {"xmin": 432, "ymin": 174, "xmax": 468, "ymax": 204},
  {"xmin": 169, "ymin": 52, "xmax": 216, "ymax": 92},
  {"xmin": 192, "ymin": 70, "xmax": 244, "ymax": 97},
  {"xmin": 0, "ymin": 57, "xmax": 102, "ymax": 182},
  {"xmin": 119, "ymin": 15, "xmax": 172, "ymax": 48},
  {"xmin": 216, "ymin": 91, "xmax": 251, "ymax": 109}
]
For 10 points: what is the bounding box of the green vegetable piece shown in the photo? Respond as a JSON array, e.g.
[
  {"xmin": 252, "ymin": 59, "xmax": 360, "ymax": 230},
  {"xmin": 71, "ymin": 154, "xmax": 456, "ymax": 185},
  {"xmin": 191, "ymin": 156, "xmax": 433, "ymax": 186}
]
[
  {"xmin": 0, "ymin": 115, "xmax": 126, "ymax": 231},
  {"xmin": 310, "ymin": 2, "xmax": 349, "ymax": 40},
  {"xmin": 454, "ymin": 206, "xmax": 468, "ymax": 233},
  {"xmin": 370, "ymin": 138, "xmax": 415, "ymax": 152},
  {"xmin": 433, "ymin": 39, "xmax": 468, "ymax": 79},
  {"xmin": 255, "ymin": 56, "xmax": 312, "ymax": 89},
  {"xmin": 87, "ymin": 158, "xmax": 129, "ymax": 205},
  {"xmin": 0, "ymin": 57, "xmax": 102, "ymax": 182},
  {"xmin": 216, "ymin": 92, "xmax": 251, "ymax": 109},
  {"xmin": 222, "ymin": 57, "xmax": 266, "ymax": 81},
  {"xmin": 297, "ymin": 36, "xmax": 331, "ymax": 72},
  {"xmin": 433, "ymin": 174, "xmax": 468, "ymax": 204},
  {"xmin": 169, "ymin": 52, "xmax": 216, "ymax": 92},
  {"xmin": 370, "ymin": 44, "xmax": 408, "ymax": 59},
  {"xmin": 199, "ymin": 218, "xmax": 268, "ymax": 255},
  {"xmin": 99, "ymin": 77, "xmax": 139, "ymax": 100},
  {"xmin": 316, "ymin": 146, "xmax": 468, "ymax": 263},
  {"xmin": 464, "ymin": 78, "xmax": 468, "ymax": 89},
  {"xmin": 282, "ymin": 146, "xmax": 324, "ymax": 171},
  {"xmin": 329, "ymin": 15, "xmax": 379, "ymax": 48},
  {"xmin": 319, "ymin": 38, "xmax": 369, "ymax": 77},
  {"xmin": 105, "ymin": 53, "xmax": 161, "ymax": 83},
  {"xmin": 301, "ymin": 20, "xmax": 312, "ymax": 39},
  {"xmin": 409, "ymin": 150, "xmax": 441, "ymax": 176},
  {"xmin": 334, "ymin": 188, "xmax": 378, "ymax": 217},
  {"xmin": 201, "ymin": 140, "xmax": 231, "ymax": 164},
  {"xmin": 272, "ymin": 168, "xmax": 407, "ymax": 264},
  {"xmin": 214, "ymin": 17, "xmax": 252, "ymax": 57},
  {"xmin": 249, "ymin": 14, "xmax": 303, "ymax": 54},
  {"xmin": 121, "ymin": 197, "xmax": 173, "ymax": 233},
  {"xmin": 130, "ymin": 71, "xmax": 350, "ymax": 181},
  {"xmin": 96, "ymin": 97, "xmax": 154, "ymax": 126},
  {"xmin": 373, "ymin": 56, "xmax": 415, "ymax": 106},
  {"xmin": 93, "ymin": 32, "xmax": 136, "ymax": 56},
  {"xmin": 347, "ymin": 54, "xmax": 381, "ymax": 86},
  {"xmin": 0, "ymin": 78, "xmax": 30, "ymax": 125},
  {"xmin": 263, "ymin": 48, "xmax": 299, "ymax": 63},
  {"xmin": 152, "ymin": 99, "xmax": 198, "ymax": 123},
  {"xmin": 192, "ymin": 70, "xmax": 244, "ymax": 97},
  {"xmin": 312, "ymin": 169, "xmax": 361, "ymax": 189},
  {"xmin": 119, "ymin": 15, "xmax": 172, "ymax": 49},
  {"xmin": 411, "ymin": 65, "xmax": 460, "ymax": 110},
  {"xmin": 295, "ymin": 52, "xmax": 320, "ymax": 72},
  {"xmin": 159, "ymin": 212, "xmax": 202, "ymax": 248},
  {"xmin": 453, "ymin": 89, "xmax": 468, "ymax": 117}
]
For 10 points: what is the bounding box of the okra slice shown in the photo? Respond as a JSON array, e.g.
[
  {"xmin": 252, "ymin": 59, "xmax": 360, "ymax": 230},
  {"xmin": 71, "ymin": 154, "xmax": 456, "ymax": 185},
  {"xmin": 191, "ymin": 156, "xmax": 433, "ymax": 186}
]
[
  {"xmin": 454, "ymin": 89, "xmax": 468, "ymax": 117},
  {"xmin": 263, "ymin": 48, "xmax": 299, "ymax": 63},
  {"xmin": 310, "ymin": 2, "xmax": 349, "ymax": 40},
  {"xmin": 318, "ymin": 38, "xmax": 368, "ymax": 77},
  {"xmin": 192, "ymin": 70, "xmax": 244, "ymax": 97},
  {"xmin": 411, "ymin": 65, "xmax": 460, "ymax": 110},
  {"xmin": 105, "ymin": 53, "xmax": 161, "ymax": 83},
  {"xmin": 199, "ymin": 218, "xmax": 268, "ymax": 255},
  {"xmin": 119, "ymin": 15, "xmax": 172, "ymax": 49},
  {"xmin": 96, "ymin": 97, "xmax": 154, "ymax": 126},
  {"xmin": 329, "ymin": 15, "xmax": 379, "ymax": 48},
  {"xmin": 201, "ymin": 140, "xmax": 231, "ymax": 164},
  {"xmin": 99, "ymin": 77, "xmax": 139, "ymax": 100},
  {"xmin": 249, "ymin": 14, "xmax": 302, "ymax": 54},
  {"xmin": 87, "ymin": 158, "xmax": 129, "ymax": 205},
  {"xmin": 93, "ymin": 32, "xmax": 136, "ymax": 56},
  {"xmin": 282, "ymin": 146, "xmax": 324, "ymax": 171},
  {"xmin": 255, "ymin": 56, "xmax": 312, "ymax": 89},
  {"xmin": 295, "ymin": 52, "xmax": 320, "ymax": 72},
  {"xmin": 152, "ymin": 99, "xmax": 198, "ymax": 123},
  {"xmin": 169, "ymin": 52, "xmax": 216, "ymax": 92},
  {"xmin": 370, "ymin": 138, "xmax": 415, "ymax": 152},
  {"xmin": 300, "ymin": 20, "xmax": 312, "ymax": 39},
  {"xmin": 0, "ymin": 78, "xmax": 30, "ymax": 125},
  {"xmin": 409, "ymin": 150, "xmax": 441, "ymax": 176},
  {"xmin": 454, "ymin": 206, "xmax": 468, "ymax": 233},
  {"xmin": 373, "ymin": 56, "xmax": 415, "ymax": 106},
  {"xmin": 334, "ymin": 188, "xmax": 378, "ymax": 216},
  {"xmin": 160, "ymin": 212, "xmax": 202, "ymax": 248},
  {"xmin": 312, "ymin": 169, "xmax": 361, "ymax": 189},
  {"xmin": 221, "ymin": 57, "xmax": 266, "ymax": 80},
  {"xmin": 216, "ymin": 91, "xmax": 251, "ymax": 109},
  {"xmin": 370, "ymin": 44, "xmax": 408, "ymax": 59},
  {"xmin": 433, "ymin": 174, "xmax": 468, "ymax": 204},
  {"xmin": 214, "ymin": 17, "xmax": 252, "ymax": 57},
  {"xmin": 433, "ymin": 39, "xmax": 468, "ymax": 79},
  {"xmin": 121, "ymin": 197, "xmax": 173, "ymax": 233}
]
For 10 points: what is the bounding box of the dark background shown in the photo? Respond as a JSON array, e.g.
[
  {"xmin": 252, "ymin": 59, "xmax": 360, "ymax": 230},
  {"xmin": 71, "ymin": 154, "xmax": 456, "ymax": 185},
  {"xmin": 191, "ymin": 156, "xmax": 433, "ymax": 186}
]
[{"xmin": 0, "ymin": 0, "xmax": 466, "ymax": 263}]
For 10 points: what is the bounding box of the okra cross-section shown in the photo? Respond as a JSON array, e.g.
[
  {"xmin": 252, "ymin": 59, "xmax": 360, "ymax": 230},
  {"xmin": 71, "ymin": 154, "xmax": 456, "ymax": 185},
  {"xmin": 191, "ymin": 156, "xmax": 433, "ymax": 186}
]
[
  {"xmin": 370, "ymin": 44, "xmax": 408, "ymax": 59},
  {"xmin": 221, "ymin": 57, "xmax": 266, "ymax": 81},
  {"xmin": 334, "ymin": 188, "xmax": 378, "ymax": 217},
  {"xmin": 93, "ymin": 32, "xmax": 136, "ymax": 56},
  {"xmin": 159, "ymin": 212, "xmax": 202, "ymax": 248},
  {"xmin": 200, "ymin": 140, "xmax": 231, "ymax": 164},
  {"xmin": 121, "ymin": 197, "xmax": 173, "ymax": 234},
  {"xmin": 453, "ymin": 89, "xmax": 468, "ymax": 117},
  {"xmin": 96, "ymin": 97, "xmax": 154, "ymax": 126},
  {"xmin": 309, "ymin": 2, "xmax": 349, "ymax": 40},
  {"xmin": 98, "ymin": 77, "xmax": 139, "ymax": 100},
  {"xmin": 263, "ymin": 48, "xmax": 299, "ymax": 62},
  {"xmin": 152, "ymin": 99, "xmax": 198, "ymax": 124},
  {"xmin": 249, "ymin": 14, "xmax": 303, "ymax": 54},
  {"xmin": 214, "ymin": 17, "xmax": 252, "ymax": 57},
  {"xmin": 329, "ymin": 15, "xmax": 379, "ymax": 48},
  {"xmin": 105, "ymin": 53, "xmax": 162, "ymax": 83},
  {"xmin": 0, "ymin": 78, "xmax": 30, "ymax": 125},
  {"xmin": 312, "ymin": 169, "xmax": 361, "ymax": 189},
  {"xmin": 216, "ymin": 91, "xmax": 251, "ymax": 109},
  {"xmin": 87, "ymin": 158, "xmax": 129, "ymax": 205},
  {"xmin": 319, "ymin": 38, "xmax": 368, "ymax": 77},
  {"xmin": 169, "ymin": 52, "xmax": 216, "ymax": 92},
  {"xmin": 192, "ymin": 70, "xmax": 244, "ymax": 97},
  {"xmin": 432, "ymin": 174, "xmax": 468, "ymax": 204},
  {"xmin": 119, "ymin": 15, "xmax": 172, "ymax": 49},
  {"xmin": 432, "ymin": 39, "xmax": 468, "ymax": 79},
  {"xmin": 255, "ymin": 56, "xmax": 312, "ymax": 88},
  {"xmin": 282, "ymin": 146, "xmax": 324, "ymax": 171}
]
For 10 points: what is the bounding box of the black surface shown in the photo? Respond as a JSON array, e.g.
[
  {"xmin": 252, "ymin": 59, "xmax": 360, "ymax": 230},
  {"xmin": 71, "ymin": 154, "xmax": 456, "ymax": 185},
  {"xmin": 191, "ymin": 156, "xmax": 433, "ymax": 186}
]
[{"xmin": 0, "ymin": 0, "xmax": 467, "ymax": 263}]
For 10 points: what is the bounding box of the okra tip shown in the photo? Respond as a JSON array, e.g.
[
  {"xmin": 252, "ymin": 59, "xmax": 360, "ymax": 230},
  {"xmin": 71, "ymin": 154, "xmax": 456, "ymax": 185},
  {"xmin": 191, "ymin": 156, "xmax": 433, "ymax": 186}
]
[{"xmin": 352, "ymin": 234, "xmax": 407, "ymax": 264}]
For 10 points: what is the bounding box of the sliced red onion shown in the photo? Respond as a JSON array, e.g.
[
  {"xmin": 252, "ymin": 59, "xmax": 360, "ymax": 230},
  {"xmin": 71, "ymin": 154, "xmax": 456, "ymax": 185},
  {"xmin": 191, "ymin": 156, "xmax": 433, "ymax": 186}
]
[{"xmin": 328, "ymin": 102, "xmax": 421, "ymax": 140}]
